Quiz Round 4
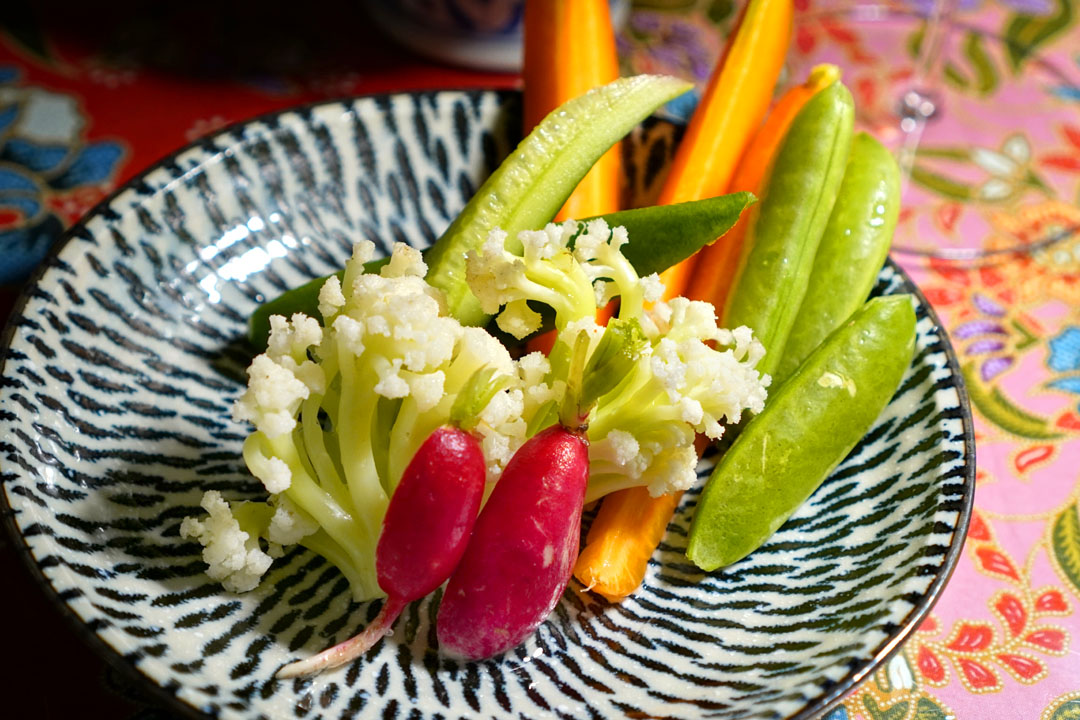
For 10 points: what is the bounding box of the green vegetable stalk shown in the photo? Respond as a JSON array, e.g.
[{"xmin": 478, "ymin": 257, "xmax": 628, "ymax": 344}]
[{"xmin": 426, "ymin": 74, "xmax": 692, "ymax": 326}]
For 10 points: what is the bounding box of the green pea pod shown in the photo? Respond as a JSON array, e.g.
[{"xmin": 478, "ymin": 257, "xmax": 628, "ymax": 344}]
[
  {"xmin": 773, "ymin": 132, "xmax": 901, "ymax": 384},
  {"xmin": 248, "ymin": 192, "xmax": 755, "ymax": 347},
  {"xmin": 686, "ymin": 294, "xmax": 916, "ymax": 571},
  {"xmin": 721, "ymin": 81, "xmax": 854, "ymax": 379}
]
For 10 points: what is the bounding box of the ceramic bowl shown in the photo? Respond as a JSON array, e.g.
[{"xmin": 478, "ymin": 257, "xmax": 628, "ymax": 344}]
[{"xmin": 0, "ymin": 89, "xmax": 974, "ymax": 720}]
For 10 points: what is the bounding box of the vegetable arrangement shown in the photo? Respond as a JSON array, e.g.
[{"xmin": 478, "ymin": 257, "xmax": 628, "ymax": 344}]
[{"xmin": 182, "ymin": 1, "xmax": 918, "ymax": 676}]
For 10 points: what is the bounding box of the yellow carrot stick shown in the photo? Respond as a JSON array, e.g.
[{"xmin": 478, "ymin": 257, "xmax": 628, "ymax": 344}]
[
  {"xmin": 574, "ymin": 0, "xmax": 792, "ymax": 602},
  {"xmin": 656, "ymin": 0, "xmax": 792, "ymax": 299},
  {"xmin": 687, "ymin": 64, "xmax": 841, "ymax": 311}
]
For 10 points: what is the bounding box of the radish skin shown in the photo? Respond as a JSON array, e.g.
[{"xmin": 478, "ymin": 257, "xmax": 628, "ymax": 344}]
[
  {"xmin": 277, "ymin": 426, "xmax": 486, "ymax": 678},
  {"xmin": 437, "ymin": 424, "xmax": 589, "ymax": 660}
]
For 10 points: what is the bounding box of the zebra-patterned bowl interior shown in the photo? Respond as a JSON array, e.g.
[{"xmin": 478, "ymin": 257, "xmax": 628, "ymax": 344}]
[{"xmin": 0, "ymin": 90, "xmax": 973, "ymax": 720}]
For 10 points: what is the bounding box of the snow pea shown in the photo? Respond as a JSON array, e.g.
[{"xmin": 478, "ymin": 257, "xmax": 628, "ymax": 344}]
[
  {"xmin": 721, "ymin": 81, "xmax": 854, "ymax": 379},
  {"xmin": 773, "ymin": 132, "xmax": 900, "ymax": 384},
  {"xmin": 248, "ymin": 192, "xmax": 754, "ymax": 347},
  {"xmin": 686, "ymin": 294, "xmax": 916, "ymax": 571}
]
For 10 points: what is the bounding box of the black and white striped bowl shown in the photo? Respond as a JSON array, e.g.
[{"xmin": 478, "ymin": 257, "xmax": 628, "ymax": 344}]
[{"xmin": 0, "ymin": 90, "xmax": 974, "ymax": 720}]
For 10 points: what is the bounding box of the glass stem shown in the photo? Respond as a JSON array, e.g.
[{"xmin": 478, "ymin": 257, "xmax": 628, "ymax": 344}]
[{"xmin": 896, "ymin": 0, "xmax": 955, "ymax": 189}]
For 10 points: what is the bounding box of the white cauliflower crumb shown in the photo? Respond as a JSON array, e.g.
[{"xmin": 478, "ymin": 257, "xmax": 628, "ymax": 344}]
[
  {"xmin": 247, "ymin": 453, "xmax": 292, "ymax": 494},
  {"xmin": 233, "ymin": 354, "xmax": 310, "ymax": 439},
  {"xmin": 318, "ymin": 275, "xmax": 346, "ymax": 319},
  {"xmin": 181, "ymin": 491, "xmax": 272, "ymax": 593},
  {"xmin": 380, "ymin": 243, "xmax": 427, "ymax": 278},
  {"xmin": 267, "ymin": 496, "xmax": 319, "ymax": 546}
]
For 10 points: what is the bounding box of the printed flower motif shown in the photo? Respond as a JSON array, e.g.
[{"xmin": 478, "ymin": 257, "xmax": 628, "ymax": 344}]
[
  {"xmin": 838, "ymin": 646, "xmax": 957, "ymax": 720},
  {"xmin": 1039, "ymin": 124, "xmax": 1080, "ymax": 174},
  {"xmin": 904, "ymin": 0, "xmax": 1053, "ymax": 12},
  {"xmin": 910, "ymin": 514, "xmax": 1072, "ymax": 695},
  {"xmin": 0, "ymin": 65, "xmax": 125, "ymax": 285},
  {"xmin": 1047, "ymin": 326, "xmax": 1080, "ymax": 409},
  {"xmin": 913, "ymin": 134, "xmax": 1051, "ymax": 209},
  {"xmin": 617, "ymin": 10, "xmax": 725, "ymax": 122},
  {"xmin": 918, "ymin": 233, "xmax": 1080, "ymax": 437},
  {"xmin": 971, "ymin": 134, "xmax": 1041, "ymax": 203},
  {"xmin": 924, "ymin": 258, "xmax": 1024, "ymax": 382}
]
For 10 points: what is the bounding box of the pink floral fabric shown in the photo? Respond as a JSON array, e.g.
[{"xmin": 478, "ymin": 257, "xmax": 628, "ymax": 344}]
[{"xmin": 625, "ymin": 1, "xmax": 1080, "ymax": 717}]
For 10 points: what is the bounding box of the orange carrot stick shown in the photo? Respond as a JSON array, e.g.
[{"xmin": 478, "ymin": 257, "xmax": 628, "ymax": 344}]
[
  {"xmin": 687, "ymin": 64, "xmax": 841, "ymax": 311},
  {"xmin": 574, "ymin": 486, "xmax": 681, "ymax": 602},
  {"xmin": 523, "ymin": 0, "xmax": 621, "ymax": 356},
  {"xmin": 523, "ymin": 0, "xmax": 621, "ymax": 222},
  {"xmin": 656, "ymin": 0, "xmax": 792, "ymax": 299},
  {"xmin": 573, "ymin": 0, "xmax": 792, "ymax": 603}
]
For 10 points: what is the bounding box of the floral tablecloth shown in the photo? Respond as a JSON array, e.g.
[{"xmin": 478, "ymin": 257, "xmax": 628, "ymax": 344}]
[{"xmin": 2, "ymin": 2, "xmax": 1079, "ymax": 719}]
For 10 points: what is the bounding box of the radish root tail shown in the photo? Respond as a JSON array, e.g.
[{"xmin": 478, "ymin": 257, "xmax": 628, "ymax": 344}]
[{"xmin": 276, "ymin": 599, "xmax": 404, "ymax": 679}]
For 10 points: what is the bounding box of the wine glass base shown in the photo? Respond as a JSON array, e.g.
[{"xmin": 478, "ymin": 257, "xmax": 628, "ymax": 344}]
[{"xmin": 790, "ymin": 5, "xmax": 1080, "ymax": 259}]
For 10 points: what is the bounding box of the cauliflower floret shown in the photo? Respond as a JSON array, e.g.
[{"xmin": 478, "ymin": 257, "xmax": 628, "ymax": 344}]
[
  {"xmin": 515, "ymin": 351, "xmax": 561, "ymax": 420},
  {"xmin": 474, "ymin": 387, "xmax": 527, "ymax": 482},
  {"xmin": 245, "ymin": 450, "xmax": 292, "ymax": 494},
  {"xmin": 215, "ymin": 240, "xmax": 530, "ymax": 602},
  {"xmin": 232, "ymin": 354, "xmax": 311, "ymax": 438},
  {"xmin": 496, "ymin": 299, "xmax": 543, "ymax": 339},
  {"xmin": 466, "ymin": 225, "xmax": 596, "ymax": 337},
  {"xmin": 318, "ymin": 274, "xmax": 346, "ymax": 319},
  {"xmin": 181, "ymin": 491, "xmax": 273, "ymax": 593},
  {"xmin": 467, "ymin": 224, "xmax": 769, "ymax": 503}
]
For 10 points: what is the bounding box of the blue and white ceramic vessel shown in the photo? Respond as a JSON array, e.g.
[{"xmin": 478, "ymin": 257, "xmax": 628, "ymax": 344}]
[
  {"xmin": 364, "ymin": 1, "xmax": 630, "ymax": 72},
  {"xmin": 0, "ymin": 90, "xmax": 974, "ymax": 720}
]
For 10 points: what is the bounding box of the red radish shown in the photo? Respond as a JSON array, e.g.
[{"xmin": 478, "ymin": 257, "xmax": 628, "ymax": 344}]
[
  {"xmin": 436, "ymin": 424, "xmax": 590, "ymax": 660},
  {"xmin": 277, "ymin": 425, "xmax": 486, "ymax": 678}
]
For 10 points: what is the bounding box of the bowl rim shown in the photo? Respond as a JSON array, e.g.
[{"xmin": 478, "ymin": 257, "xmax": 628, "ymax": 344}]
[{"xmin": 0, "ymin": 87, "xmax": 976, "ymax": 720}]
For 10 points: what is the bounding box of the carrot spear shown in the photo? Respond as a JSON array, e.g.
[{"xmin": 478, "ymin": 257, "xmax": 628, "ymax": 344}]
[
  {"xmin": 656, "ymin": 0, "xmax": 793, "ymax": 299},
  {"xmin": 573, "ymin": 0, "xmax": 793, "ymax": 603},
  {"xmin": 523, "ymin": 0, "xmax": 621, "ymax": 221}
]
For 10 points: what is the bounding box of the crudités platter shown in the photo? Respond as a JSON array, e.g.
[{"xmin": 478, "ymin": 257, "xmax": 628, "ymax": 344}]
[{"xmin": 0, "ymin": 89, "xmax": 973, "ymax": 720}]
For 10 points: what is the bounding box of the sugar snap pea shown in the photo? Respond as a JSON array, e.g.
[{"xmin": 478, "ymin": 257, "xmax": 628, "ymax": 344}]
[
  {"xmin": 247, "ymin": 193, "xmax": 755, "ymax": 348},
  {"xmin": 721, "ymin": 81, "xmax": 854, "ymax": 379},
  {"xmin": 686, "ymin": 294, "xmax": 916, "ymax": 571},
  {"xmin": 773, "ymin": 132, "xmax": 900, "ymax": 384}
]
